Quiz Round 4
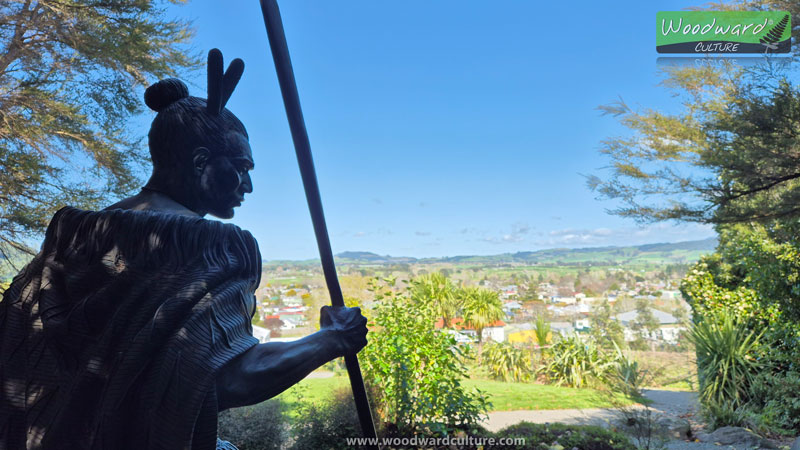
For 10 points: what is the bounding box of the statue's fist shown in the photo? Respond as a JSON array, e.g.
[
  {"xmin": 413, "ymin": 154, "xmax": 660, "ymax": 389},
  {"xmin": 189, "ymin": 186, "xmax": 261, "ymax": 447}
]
[{"xmin": 320, "ymin": 305, "xmax": 368, "ymax": 357}]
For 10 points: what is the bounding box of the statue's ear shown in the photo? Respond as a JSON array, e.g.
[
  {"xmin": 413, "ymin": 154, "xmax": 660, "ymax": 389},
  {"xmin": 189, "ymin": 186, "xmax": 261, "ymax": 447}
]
[{"xmin": 192, "ymin": 147, "xmax": 211, "ymax": 175}]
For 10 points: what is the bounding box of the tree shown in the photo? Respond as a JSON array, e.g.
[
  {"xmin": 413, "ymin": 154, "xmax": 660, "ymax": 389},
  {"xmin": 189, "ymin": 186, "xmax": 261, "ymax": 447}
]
[
  {"xmin": 589, "ymin": 0, "xmax": 800, "ymax": 430},
  {"xmin": 0, "ymin": 0, "xmax": 197, "ymax": 258},
  {"xmin": 589, "ymin": 299, "xmax": 625, "ymax": 350},
  {"xmin": 591, "ymin": 61, "xmax": 800, "ymax": 225},
  {"xmin": 630, "ymin": 298, "xmax": 660, "ymax": 350},
  {"xmin": 589, "ymin": 0, "xmax": 800, "ymax": 226},
  {"xmin": 264, "ymin": 317, "xmax": 284, "ymax": 338},
  {"xmin": 410, "ymin": 272, "xmax": 459, "ymax": 328},
  {"xmin": 462, "ymin": 287, "xmax": 505, "ymax": 353}
]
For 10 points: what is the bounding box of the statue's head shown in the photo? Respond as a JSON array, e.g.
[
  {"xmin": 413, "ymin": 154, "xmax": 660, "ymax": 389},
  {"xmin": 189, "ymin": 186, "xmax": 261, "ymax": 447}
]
[{"xmin": 144, "ymin": 49, "xmax": 253, "ymax": 219}]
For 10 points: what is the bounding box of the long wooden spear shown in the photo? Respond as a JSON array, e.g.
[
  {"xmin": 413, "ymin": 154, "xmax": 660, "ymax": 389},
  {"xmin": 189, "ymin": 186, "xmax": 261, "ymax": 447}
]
[{"xmin": 259, "ymin": 0, "xmax": 379, "ymax": 446}]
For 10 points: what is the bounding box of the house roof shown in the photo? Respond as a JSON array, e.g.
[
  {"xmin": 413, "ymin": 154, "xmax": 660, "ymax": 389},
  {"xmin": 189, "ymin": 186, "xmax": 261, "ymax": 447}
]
[{"xmin": 434, "ymin": 317, "xmax": 506, "ymax": 330}]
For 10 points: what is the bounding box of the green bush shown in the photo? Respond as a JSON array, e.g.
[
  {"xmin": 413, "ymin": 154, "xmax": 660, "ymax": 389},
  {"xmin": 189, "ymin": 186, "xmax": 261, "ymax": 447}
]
[
  {"xmin": 605, "ymin": 345, "xmax": 648, "ymax": 399},
  {"xmin": 680, "ymin": 225, "xmax": 800, "ymax": 433},
  {"xmin": 490, "ymin": 422, "xmax": 636, "ymax": 450},
  {"xmin": 482, "ymin": 341, "xmax": 532, "ymax": 382},
  {"xmin": 540, "ymin": 335, "xmax": 614, "ymax": 388},
  {"xmin": 217, "ymin": 399, "xmax": 288, "ymax": 450},
  {"xmin": 688, "ymin": 308, "xmax": 764, "ymax": 411},
  {"xmin": 361, "ymin": 277, "xmax": 489, "ymax": 436},
  {"xmin": 289, "ymin": 388, "xmax": 362, "ymax": 450},
  {"xmin": 747, "ymin": 371, "xmax": 800, "ymax": 434}
]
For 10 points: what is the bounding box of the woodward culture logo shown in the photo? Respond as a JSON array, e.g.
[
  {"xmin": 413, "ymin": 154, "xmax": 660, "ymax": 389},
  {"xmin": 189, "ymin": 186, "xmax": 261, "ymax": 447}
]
[{"xmin": 657, "ymin": 11, "xmax": 791, "ymax": 53}]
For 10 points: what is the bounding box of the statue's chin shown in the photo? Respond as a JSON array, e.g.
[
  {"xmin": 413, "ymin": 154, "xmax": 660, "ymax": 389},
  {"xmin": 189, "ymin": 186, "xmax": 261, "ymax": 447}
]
[{"xmin": 209, "ymin": 208, "xmax": 235, "ymax": 220}]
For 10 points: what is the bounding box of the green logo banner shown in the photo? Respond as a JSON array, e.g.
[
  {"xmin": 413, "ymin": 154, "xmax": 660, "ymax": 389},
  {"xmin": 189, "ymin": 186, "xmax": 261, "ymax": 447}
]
[{"xmin": 657, "ymin": 11, "xmax": 791, "ymax": 53}]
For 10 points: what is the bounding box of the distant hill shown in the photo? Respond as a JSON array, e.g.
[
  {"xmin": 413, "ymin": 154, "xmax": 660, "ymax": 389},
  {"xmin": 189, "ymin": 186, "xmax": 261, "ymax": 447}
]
[
  {"xmin": 335, "ymin": 251, "xmax": 417, "ymax": 265},
  {"xmin": 326, "ymin": 237, "xmax": 717, "ymax": 266}
]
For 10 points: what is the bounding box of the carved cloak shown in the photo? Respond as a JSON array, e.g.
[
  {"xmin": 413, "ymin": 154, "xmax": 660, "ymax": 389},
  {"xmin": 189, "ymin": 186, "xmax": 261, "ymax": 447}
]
[{"xmin": 0, "ymin": 207, "xmax": 261, "ymax": 450}]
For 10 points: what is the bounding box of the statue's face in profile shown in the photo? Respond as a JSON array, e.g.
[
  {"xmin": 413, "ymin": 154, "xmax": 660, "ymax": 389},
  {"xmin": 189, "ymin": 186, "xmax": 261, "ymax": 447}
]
[{"xmin": 195, "ymin": 131, "xmax": 254, "ymax": 219}]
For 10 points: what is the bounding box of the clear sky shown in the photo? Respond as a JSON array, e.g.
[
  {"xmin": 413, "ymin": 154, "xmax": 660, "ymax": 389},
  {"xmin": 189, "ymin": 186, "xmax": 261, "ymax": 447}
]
[{"xmin": 149, "ymin": 0, "xmax": 719, "ymax": 260}]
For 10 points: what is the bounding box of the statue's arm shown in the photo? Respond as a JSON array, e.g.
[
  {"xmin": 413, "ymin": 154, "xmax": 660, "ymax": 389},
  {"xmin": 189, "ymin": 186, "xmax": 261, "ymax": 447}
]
[{"xmin": 215, "ymin": 306, "xmax": 367, "ymax": 411}]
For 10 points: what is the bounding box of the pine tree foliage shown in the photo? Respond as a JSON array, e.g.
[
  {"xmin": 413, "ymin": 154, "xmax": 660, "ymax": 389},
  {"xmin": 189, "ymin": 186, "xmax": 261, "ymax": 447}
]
[
  {"xmin": 589, "ymin": 63, "xmax": 800, "ymax": 225},
  {"xmin": 0, "ymin": 0, "xmax": 198, "ymax": 258}
]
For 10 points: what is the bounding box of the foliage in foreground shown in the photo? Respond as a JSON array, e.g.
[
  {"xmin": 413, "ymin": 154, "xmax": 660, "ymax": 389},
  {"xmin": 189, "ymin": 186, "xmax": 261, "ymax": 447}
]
[
  {"xmin": 0, "ymin": 0, "xmax": 198, "ymax": 256},
  {"xmin": 490, "ymin": 422, "xmax": 635, "ymax": 450},
  {"xmin": 688, "ymin": 308, "xmax": 764, "ymax": 409},
  {"xmin": 360, "ymin": 277, "xmax": 490, "ymax": 436},
  {"xmin": 290, "ymin": 388, "xmax": 362, "ymax": 450},
  {"xmin": 222, "ymin": 394, "xmax": 636, "ymax": 450},
  {"xmin": 747, "ymin": 371, "xmax": 800, "ymax": 435},
  {"xmin": 217, "ymin": 399, "xmax": 288, "ymax": 450},
  {"xmin": 682, "ymin": 224, "xmax": 800, "ymax": 432}
]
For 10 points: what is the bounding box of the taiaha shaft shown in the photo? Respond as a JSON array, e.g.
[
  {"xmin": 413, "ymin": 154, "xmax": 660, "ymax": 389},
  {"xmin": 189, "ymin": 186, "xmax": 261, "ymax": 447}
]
[{"xmin": 259, "ymin": 0, "xmax": 379, "ymax": 446}]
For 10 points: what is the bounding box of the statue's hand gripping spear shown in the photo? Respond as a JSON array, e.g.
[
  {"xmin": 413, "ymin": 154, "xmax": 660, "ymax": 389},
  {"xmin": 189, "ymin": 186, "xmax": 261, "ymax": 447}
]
[{"xmin": 259, "ymin": 0, "xmax": 379, "ymax": 447}]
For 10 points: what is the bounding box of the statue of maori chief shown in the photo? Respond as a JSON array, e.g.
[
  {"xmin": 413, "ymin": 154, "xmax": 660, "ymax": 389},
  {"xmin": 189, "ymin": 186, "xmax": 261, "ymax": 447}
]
[{"xmin": 0, "ymin": 49, "xmax": 368, "ymax": 450}]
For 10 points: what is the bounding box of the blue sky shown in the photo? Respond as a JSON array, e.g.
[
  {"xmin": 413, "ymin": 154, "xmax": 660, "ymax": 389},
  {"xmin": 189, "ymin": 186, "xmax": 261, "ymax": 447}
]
[{"xmin": 152, "ymin": 0, "xmax": 719, "ymax": 260}]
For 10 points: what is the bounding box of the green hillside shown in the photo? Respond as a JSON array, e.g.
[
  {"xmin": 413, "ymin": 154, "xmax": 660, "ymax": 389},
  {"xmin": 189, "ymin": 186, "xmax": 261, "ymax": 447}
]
[{"xmin": 328, "ymin": 237, "xmax": 717, "ymax": 267}]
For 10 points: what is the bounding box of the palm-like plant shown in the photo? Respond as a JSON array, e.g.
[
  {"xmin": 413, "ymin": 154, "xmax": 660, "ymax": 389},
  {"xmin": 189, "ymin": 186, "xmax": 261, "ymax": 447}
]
[
  {"xmin": 410, "ymin": 272, "xmax": 459, "ymax": 328},
  {"xmin": 483, "ymin": 341, "xmax": 532, "ymax": 382},
  {"xmin": 689, "ymin": 309, "xmax": 764, "ymax": 409},
  {"xmin": 540, "ymin": 335, "xmax": 614, "ymax": 388},
  {"xmin": 462, "ymin": 287, "xmax": 505, "ymax": 353},
  {"xmin": 533, "ymin": 315, "xmax": 551, "ymax": 348}
]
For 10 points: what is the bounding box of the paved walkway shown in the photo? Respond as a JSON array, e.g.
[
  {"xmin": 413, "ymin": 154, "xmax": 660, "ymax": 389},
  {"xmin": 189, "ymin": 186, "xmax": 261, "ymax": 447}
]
[
  {"xmin": 482, "ymin": 389, "xmax": 698, "ymax": 432},
  {"xmin": 482, "ymin": 390, "xmax": 789, "ymax": 449},
  {"xmin": 484, "ymin": 408, "xmax": 618, "ymax": 431}
]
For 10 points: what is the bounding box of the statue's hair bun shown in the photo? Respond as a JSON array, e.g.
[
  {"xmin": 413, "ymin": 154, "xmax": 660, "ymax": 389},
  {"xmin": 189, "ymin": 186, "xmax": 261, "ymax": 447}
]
[{"xmin": 144, "ymin": 78, "xmax": 189, "ymax": 112}]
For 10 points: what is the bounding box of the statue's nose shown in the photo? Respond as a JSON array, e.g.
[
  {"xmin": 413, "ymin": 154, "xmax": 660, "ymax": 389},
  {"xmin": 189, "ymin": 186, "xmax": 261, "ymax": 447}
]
[{"xmin": 240, "ymin": 172, "xmax": 253, "ymax": 194}]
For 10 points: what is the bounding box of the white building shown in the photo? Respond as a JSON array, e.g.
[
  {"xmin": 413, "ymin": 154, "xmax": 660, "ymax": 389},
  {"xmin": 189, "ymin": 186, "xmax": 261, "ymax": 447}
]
[
  {"xmin": 614, "ymin": 309, "xmax": 686, "ymax": 344},
  {"xmin": 574, "ymin": 318, "xmax": 590, "ymax": 330},
  {"xmin": 482, "ymin": 326, "xmax": 505, "ymax": 343}
]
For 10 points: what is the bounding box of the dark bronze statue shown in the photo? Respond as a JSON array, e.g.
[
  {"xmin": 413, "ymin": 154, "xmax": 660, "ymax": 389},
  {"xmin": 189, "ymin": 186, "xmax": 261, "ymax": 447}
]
[{"xmin": 0, "ymin": 49, "xmax": 368, "ymax": 450}]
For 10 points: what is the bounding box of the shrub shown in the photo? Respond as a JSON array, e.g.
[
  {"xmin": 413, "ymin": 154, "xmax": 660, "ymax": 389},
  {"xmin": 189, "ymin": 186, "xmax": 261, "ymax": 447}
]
[
  {"xmin": 482, "ymin": 341, "xmax": 532, "ymax": 382},
  {"xmin": 688, "ymin": 308, "xmax": 764, "ymax": 410},
  {"xmin": 605, "ymin": 345, "xmax": 648, "ymax": 399},
  {"xmin": 747, "ymin": 371, "xmax": 800, "ymax": 434},
  {"xmin": 361, "ymin": 277, "xmax": 489, "ymax": 436},
  {"xmin": 217, "ymin": 399, "xmax": 288, "ymax": 450},
  {"xmin": 540, "ymin": 335, "xmax": 614, "ymax": 388},
  {"xmin": 490, "ymin": 422, "xmax": 635, "ymax": 450},
  {"xmin": 289, "ymin": 388, "xmax": 362, "ymax": 450}
]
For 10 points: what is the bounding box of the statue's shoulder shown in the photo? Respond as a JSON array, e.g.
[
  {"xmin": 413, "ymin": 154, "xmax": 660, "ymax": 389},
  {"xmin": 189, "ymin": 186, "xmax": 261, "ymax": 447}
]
[
  {"xmin": 45, "ymin": 206, "xmax": 261, "ymax": 278},
  {"xmin": 53, "ymin": 205, "xmax": 258, "ymax": 241}
]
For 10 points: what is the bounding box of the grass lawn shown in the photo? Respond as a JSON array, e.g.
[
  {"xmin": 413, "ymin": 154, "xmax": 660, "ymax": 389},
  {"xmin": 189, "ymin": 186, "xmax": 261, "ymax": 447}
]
[
  {"xmin": 463, "ymin": 379, "xmax": 636, "ymax": 411},
  {"xmin": 274, "ymin": 375, "xmax": 637, "ymax": 416}
]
